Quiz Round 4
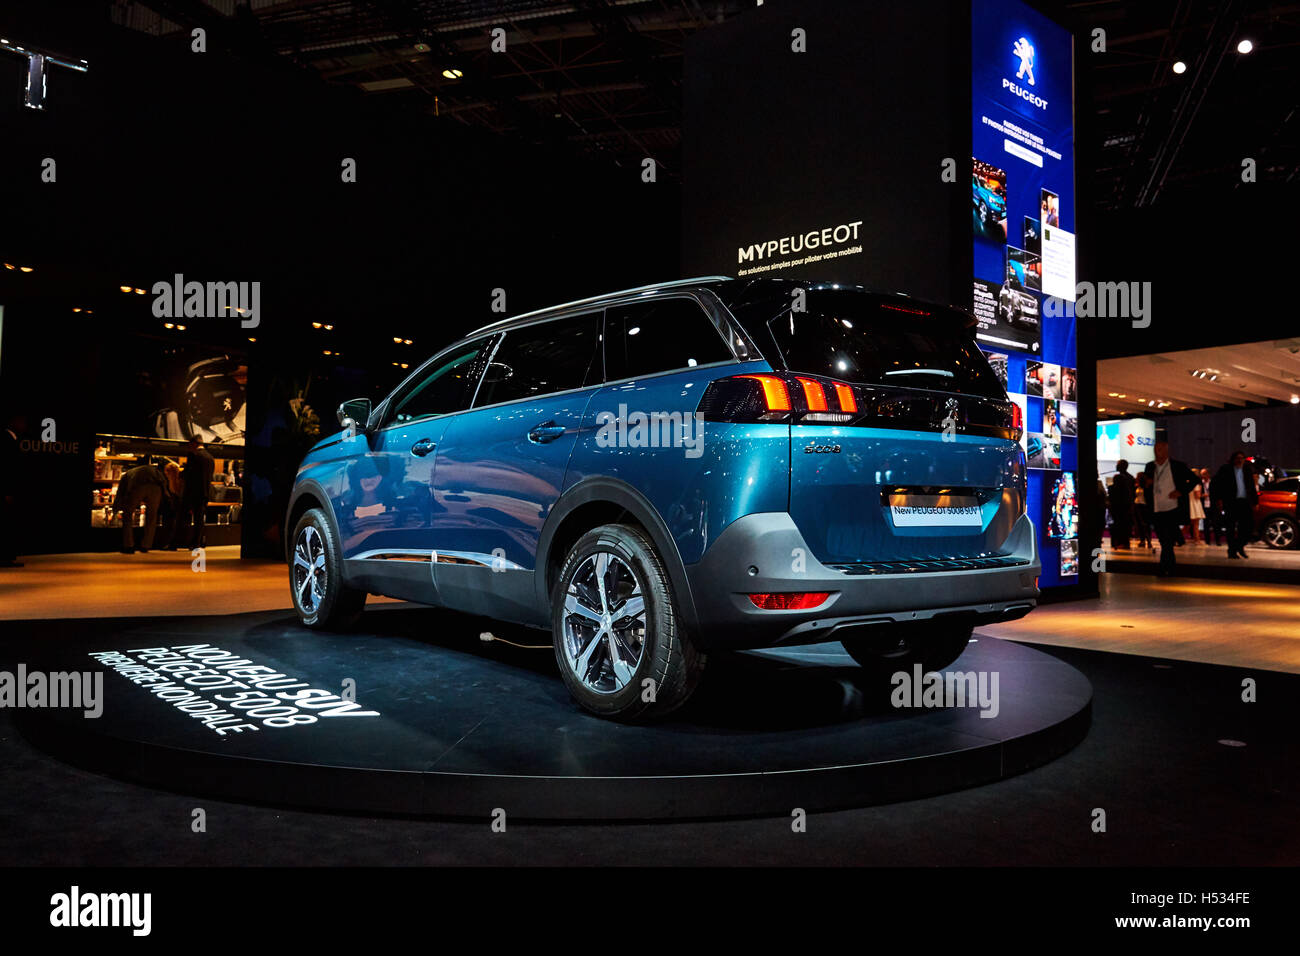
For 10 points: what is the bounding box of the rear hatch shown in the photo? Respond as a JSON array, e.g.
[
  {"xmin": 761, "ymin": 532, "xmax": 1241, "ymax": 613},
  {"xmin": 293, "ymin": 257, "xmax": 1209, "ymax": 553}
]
[{"xmin": 715, "ymin": 284, "xmax": 1026, "ymax": 566}]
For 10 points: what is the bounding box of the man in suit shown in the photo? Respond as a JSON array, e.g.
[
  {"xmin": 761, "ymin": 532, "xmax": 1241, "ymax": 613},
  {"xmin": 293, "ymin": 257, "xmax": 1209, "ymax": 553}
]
[
  {"xmin": 1108, "ymin": 460, "xmax": 1136, "ymax": 550},
  {"xmin": 1143, "ymin": 441, "xmax": 1198, "ymax": 576},
  {"xmin": 1210, "ymin": 451, "xmax": 1258, "ymax": 559},
  {"xmin": 178, "ymin": 437, "xmax": 216, "ymax": 550}
]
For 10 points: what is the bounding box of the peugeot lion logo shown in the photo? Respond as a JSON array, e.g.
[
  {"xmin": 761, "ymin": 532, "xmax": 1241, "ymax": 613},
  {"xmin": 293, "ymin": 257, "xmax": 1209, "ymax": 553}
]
[{"xmin": 1013, "ymin": 36, "xmax": 1035, "ymax": 86}]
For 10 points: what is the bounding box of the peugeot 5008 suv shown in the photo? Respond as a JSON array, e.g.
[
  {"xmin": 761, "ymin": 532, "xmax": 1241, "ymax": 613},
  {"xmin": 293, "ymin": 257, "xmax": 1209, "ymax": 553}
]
[{"xmin": 287, "ymin": 278, "xmax": 1039, "ymax": 720}]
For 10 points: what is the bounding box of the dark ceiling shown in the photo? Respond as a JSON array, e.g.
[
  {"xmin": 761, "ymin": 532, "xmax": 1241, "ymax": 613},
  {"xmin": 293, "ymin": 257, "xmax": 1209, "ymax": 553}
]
[{"xmin": 100, "ymin": 0, "xmax": 1300, "ymax": 207}]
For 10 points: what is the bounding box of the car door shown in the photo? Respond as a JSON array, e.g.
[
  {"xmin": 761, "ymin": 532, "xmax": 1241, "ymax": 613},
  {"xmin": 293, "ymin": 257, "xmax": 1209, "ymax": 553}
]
[
  {"xmin": 430, "ymin": 311, "xmax": 603, "ymax": 623},
  {"xmin": 340, "ymin": 336, "xmax": 494, "ymax": 604}
]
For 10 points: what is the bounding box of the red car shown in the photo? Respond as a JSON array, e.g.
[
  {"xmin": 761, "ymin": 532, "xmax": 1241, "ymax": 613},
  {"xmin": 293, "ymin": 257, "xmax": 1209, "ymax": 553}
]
[{"xmin": 1254, "ymin": 476, "xmax": 1298, "ymax": 549}]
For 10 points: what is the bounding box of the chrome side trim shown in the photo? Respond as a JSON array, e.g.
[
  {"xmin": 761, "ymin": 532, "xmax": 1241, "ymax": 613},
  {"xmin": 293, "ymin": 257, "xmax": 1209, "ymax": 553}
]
[{"xmin": 352, "ymin": 549, "xmax": 433, "ymax": 562}]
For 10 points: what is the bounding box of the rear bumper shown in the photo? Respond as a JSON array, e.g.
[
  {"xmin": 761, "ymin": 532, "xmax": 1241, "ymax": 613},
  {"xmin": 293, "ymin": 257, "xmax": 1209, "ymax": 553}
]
[{"xmin": 685, "ymin": 512, "xmax": 1040, "ymax": 650}]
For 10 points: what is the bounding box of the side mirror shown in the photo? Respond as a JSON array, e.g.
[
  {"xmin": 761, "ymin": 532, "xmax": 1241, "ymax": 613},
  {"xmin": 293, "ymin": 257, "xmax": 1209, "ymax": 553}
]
[
  {"xmin": 482, "ymin": 362, "xmax": 513, "ymax": 384},
  {"xmin": 337, "ymin": 398, "xmax": 372, "ymax": 436}
]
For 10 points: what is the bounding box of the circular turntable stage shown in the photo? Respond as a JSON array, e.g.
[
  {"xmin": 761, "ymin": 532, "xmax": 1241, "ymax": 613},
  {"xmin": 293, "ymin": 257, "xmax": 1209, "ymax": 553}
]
[{"xmin": 16, "ymin": 605, "xmax": 1091, "ymax": 820}]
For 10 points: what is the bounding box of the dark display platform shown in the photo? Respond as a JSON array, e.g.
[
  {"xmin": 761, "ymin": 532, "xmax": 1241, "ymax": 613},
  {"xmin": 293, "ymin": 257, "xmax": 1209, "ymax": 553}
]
[{"xmin": 14, "ymin": 606, "xmax": 1091, "ymax": 820}]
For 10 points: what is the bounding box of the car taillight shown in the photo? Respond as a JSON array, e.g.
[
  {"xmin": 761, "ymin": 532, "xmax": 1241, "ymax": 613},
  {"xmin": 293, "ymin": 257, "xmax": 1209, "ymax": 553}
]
[
  {"xmin": 1011, "ymin": 401, "xmax": 1023, "ymax": 438},
  {"xmin": 795, "ymin": 377, "xmax": 828, "ymax": 412},
  {"xmin": 737, "ymin": 374, "xmax": 792, "ymax": 412},
  {"xmin": 697, "ymin": 373, "xmax": 861, "ymax": 424},
  {"xmin": 748, "ymin": 592, "xmax": 831, "ymax": 610}
]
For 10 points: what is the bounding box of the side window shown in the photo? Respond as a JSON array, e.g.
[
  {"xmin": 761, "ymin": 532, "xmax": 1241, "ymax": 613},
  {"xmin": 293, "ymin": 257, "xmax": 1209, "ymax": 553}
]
[
  {"xmin": 388, "ymin": 339, "xmax": 491, "ymax": 425},
  {"xmin": 605, "ymin": 297, "xmax": 733, "ymax": 381},
  {"xmin": 474, "ymin": 312, "xmax": 601, "ymax": 407}
]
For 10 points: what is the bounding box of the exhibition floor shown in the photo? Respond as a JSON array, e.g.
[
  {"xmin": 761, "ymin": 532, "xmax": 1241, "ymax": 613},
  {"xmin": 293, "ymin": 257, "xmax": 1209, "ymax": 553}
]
[
  {"xmin": 3, "ymin": 549, "xmax": 1295, "ymax": 672},
  {"xmin": 1102, "ymin": 539, "xmax": 1300, "ymax": 584},
  {"xmin": 0, "ymin": 631, "xmax": 1292, "ymax": 866}
]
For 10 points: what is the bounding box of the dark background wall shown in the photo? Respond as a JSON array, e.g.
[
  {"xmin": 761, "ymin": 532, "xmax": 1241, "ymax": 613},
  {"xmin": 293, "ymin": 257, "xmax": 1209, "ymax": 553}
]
[
  {"xmin": 1160, "ymin": 404, "xmax": 1300, "ymax": 474},
  {"xmin": 0, "ymin": 2, "xmax": 680, "ymax": 556},
  {"xmin": 681, "ymin": 0, "xmax": 970, "ymax": 306}
]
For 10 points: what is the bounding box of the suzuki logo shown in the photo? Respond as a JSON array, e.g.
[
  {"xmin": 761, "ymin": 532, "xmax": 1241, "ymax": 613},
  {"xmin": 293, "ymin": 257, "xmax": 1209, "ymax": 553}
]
[
  {"xmin": 1126, "ymin": 433, "xmax": 1135, "ymax": 446},
  {"xmin": 1013, "ymin": 36, "xmax": 1036, "ymax": 86}
]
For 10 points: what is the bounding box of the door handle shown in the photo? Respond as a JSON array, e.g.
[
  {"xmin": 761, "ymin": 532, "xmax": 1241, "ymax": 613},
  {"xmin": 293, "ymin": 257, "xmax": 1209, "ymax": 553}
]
[
  {"xmin": 410, "ymin": 438, "xmax": 436, "ymax": 457},
  {"xmin": 527, "ymin": 421, "xmax": 567, "ymax": 444}
]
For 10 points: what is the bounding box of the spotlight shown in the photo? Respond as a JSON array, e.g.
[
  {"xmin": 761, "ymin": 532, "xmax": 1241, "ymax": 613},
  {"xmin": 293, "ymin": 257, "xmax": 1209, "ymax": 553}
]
[
  {"xmin": 3, "ymin": 263, "xmax": 14, "ymax": 270},
  {"xmin": 1292, "ymin": 396, "xmax": 1299, "ymax": 405},
  {"xmin": 442, "ymin": 68, "xmax": 463, "ymax": 79},
  {"xmin": 248, "ymin": 337, "xmax": 257, "ymax": 342},
  {"xmin": 1236, "ymin": 39, "xmax": 1253, "ymax": 54},
  {"xmin": 393, "ymin": 336, "xmax": 402, "ymax": 344},
  {"xmin": 164, "ymin": 323, "xmax": 175, "ymax": 329},
  {"xmin": 176, "ymin": 324, "xmax": 186, "ymax": 331},
  {"xmin": 119, "ymin": 285, "xmax": 132, "ymax": 292},
  {"xmin": 133, "ymin": 287, "xmax": 146, "ymax": 295},
  {"xmin": 1172, "ymin": 60, "xmax": 1187, "ymax": 74},
  {"xmin": 312, "ymin": 322, "xmax": 322, "ymax": 329},
  {"xmin": 403, "ymin": 338, "xmax": 412, "ymax": 345},
  {"xmin": 324, "ymin": 324, "xmax": 334, "ymax": 331},
  {"xmin": 19, "ymin": 266, "xmax": 34, "ymax": 273}
]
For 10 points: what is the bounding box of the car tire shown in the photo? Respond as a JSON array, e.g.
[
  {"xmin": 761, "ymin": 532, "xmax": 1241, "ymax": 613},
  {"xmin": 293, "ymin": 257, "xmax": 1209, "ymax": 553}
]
[
  {"xmin": 842, "ymin": 619, "xmax": 974, "ymax": 680},
  {"xmin": 289, "ymin": 508, "xmax": 366, "ymax": 629},
  {"xmin": 1261, "ymin": 515, "xmax": 1297, "ymax": 550},
  {"xmin": 551, "ymin": 523, "xmax": 705, "ymax": 721}
]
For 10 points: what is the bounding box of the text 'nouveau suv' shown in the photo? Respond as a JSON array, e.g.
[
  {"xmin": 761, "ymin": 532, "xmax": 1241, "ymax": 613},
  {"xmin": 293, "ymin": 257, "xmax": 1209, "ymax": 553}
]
[{"xmin": 287, "ymin": 277, "xmax": 1039, "ymax": 720}]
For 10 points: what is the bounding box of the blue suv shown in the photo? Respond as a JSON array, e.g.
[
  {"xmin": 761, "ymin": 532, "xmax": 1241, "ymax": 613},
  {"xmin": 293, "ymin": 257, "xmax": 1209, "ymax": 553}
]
[{"xmin": 287, "ymin": 278, "xmax": 1039, "ymax": 720}]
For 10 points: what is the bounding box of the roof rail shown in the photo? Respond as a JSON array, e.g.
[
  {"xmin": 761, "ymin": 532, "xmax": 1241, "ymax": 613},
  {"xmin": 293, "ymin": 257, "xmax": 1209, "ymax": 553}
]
[{"xmin": 468, "ymin": 276, "xmax": 732, "ymax": 336}]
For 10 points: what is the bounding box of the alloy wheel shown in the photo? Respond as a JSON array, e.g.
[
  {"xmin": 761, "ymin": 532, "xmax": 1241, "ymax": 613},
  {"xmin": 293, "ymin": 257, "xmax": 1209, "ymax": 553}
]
[
  {"xmin": 561, "ymin": 551, "xmax": 646, "ymax": 695},
  {"xmin": 1264, "ymin": 518, "xmax": 1295, "ymax": 549},
  {"xmin": 293, "ymin": 525, "xmax": 327, "ymax": 613}
]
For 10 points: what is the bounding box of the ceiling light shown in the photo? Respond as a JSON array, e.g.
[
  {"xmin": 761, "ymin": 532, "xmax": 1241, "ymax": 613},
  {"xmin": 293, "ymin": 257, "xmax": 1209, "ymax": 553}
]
[
  {"xmin": 119, "ymin": 284, "xmax": 132, "ymax": 292},
  {"xmin": 134, "ymin": 287, "xmax": 146, "ymax": 294},
  {"xmin": 19, "ymin": 266, "xmax": 34, "ymax": 273},
  {"xmin": 248, "ymin": 337, "xmax": 256, "ymax": 342},
  {"xmin": 393, "ymin": 336, "xmax": 402, "ymax": 344},
  {"xmin": 312, "ymin": 322, "xmax": 322, "ymax": 328},
  {"xmin": 1172, "ymin": 61, "xmax": 1187, "ymax": 74},
  {"xmin": 441, "ymin": 68, "xmax": 463, "ymax": 79},
  {"xmin": 164, "ymin": 322, "xmax": 174, "ymax": 329},
  {"xmin": 3, "ymin": 263, "xmax": 15, "ymax": 270},
  {"xmin": 1292, "ymin": 396, "xmax": 1299, "ymax": 405},
  {"xmin": 324, "ymin": 324, "xmax": 334, "ymax": 331},
  {"xmin": 1236, "ymin": 39, "xmax": 1253, "ymax": 54},
  {"xmin": 176, "ymin": 324, "xmax": 186, "ymax": 330}
]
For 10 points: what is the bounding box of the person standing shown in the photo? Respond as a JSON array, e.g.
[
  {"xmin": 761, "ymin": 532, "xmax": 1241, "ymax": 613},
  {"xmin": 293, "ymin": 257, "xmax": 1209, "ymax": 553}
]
[
  {"xmin": 1133, "ymin": 472, "xmax": 1152, "ymax": 548},
  {"xmin": 0, "ymin": 413, "xmax": 26, "ymax": 567},
  {"xmin": 1185, "ymin": 470, "xmax": 1206, "ymax": 543},
  {"xmin": 1210, "ymin": 451, "xmax": 1258, "ymax": 559},
  {"xmin": 115, "ymin": 462, "xmax": 170, "ymax": 553},
  {"xmin": 178, "ymin": 437, "xmax": 216, "ymax": 550},
  {"xmin": 1143, "ymin": 441, "xmax": 1198, "ymax": 577},
  {"xmin": 1200, "ymin": 468, "xmax": 1224, "ymax": 546},
  {"xmin": 1109, "ymin": 460, "xmax": 1136, "ymax": 550}
]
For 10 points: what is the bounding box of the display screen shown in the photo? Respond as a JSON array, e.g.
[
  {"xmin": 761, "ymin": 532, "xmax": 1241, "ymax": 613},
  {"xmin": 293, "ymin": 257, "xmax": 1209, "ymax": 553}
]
[
  {"xmin": 1048, "ymin": 471, "xmax": 1079, "ymax": 539},
  {"xmin": 973, "ymin": 0, "xmax": 1076, "ymax": 586}
]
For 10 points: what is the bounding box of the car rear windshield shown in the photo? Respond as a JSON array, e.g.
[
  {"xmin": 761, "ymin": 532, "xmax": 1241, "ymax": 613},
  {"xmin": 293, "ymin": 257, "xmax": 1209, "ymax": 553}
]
[{"xmin": 751, "ymin": 290, "xmax": 1006, "ymax": 399}]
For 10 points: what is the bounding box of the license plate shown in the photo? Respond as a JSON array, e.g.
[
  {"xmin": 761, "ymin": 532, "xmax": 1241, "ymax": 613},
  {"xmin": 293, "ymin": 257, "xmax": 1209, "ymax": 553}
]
[{"xmin": 888, "ymin": 495, "xmax": 983, "ymax": 528}]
